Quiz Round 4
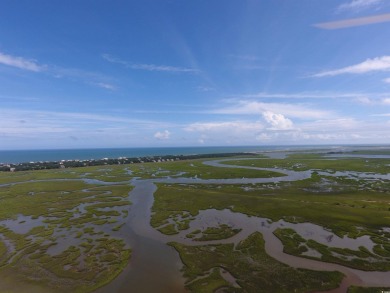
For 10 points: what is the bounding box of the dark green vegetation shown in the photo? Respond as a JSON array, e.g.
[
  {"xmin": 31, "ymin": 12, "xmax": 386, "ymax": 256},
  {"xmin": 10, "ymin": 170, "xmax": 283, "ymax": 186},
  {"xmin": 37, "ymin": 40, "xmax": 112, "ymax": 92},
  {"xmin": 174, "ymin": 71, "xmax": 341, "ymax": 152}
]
[
  {"xmin": 222, "ymin": 153, "xmax": 390, "ymax": 174},
  {"xmin": 0, "ymin": 169, "xmax": 132, "ymax": 292},
  {"xmin": 129, "ymin": 157, "xmax": 284, "ymax": 179},
  {"xmin": 152, "ymin": 171, "xmax": 390, "ymax": 238},
  {"xmin": 186, "ymin": 224, "xmax": 242, "ymax": 241},
  {"xmin": 171, "ymin": 232, "xmax": 343, "ymax": 292},
  {"xmin": 0, "ymin": 165, "xmax": 131, "ymax": 184},
  {"xmin": 274, "ymin": 228, "xmax": 390, "ymax": 271},
  {"xmin": 348, "ymin": 287, "xmax": 390, "ymax": 293},
  {"xmin": 157, "ymin": 153, "xmax": 390, "ymax": 233}
]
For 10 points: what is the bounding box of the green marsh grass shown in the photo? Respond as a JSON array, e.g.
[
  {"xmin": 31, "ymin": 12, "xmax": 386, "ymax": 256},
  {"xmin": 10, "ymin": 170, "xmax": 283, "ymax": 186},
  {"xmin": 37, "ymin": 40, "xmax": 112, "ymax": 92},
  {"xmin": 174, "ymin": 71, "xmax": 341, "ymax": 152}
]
[
  {"xmin": 0, "ymin": 168, "xmax": 132, "ymax": 292},
  {"xmin": 127, "ymin": 157, "xmax": 284, "ymax": 179},
  {"xmin": 274, "ymin": 228, "xmax": 390, "ymax": 271},
  {"xmin": 171, "ymin": 232, "xmax": 343, "ymax": 292}
]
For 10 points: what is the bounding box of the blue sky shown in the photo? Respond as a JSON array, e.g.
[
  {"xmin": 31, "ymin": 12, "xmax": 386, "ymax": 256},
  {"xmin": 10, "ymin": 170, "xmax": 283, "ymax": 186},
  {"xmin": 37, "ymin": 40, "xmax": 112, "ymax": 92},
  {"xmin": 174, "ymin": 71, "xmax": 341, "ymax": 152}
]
[{"xmin": 1, "ymin": 0, "xmax": 390, "ymax": 150}]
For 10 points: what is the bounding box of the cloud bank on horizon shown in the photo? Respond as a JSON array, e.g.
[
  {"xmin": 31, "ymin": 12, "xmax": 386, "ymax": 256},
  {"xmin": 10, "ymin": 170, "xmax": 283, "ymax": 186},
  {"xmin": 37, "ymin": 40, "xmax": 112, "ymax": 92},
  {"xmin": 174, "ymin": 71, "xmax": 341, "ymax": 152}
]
[{"xmin": 0, "ymin": 0, "xmax": 390, "ymax": 149}]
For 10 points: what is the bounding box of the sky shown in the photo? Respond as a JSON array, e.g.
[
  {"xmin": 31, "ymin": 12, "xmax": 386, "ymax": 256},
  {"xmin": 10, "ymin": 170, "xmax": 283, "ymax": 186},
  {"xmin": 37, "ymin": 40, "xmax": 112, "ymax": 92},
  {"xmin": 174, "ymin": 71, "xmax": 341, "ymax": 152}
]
[{"xmin": 1, "ymin": 0, "xmax": 390, "ymax": 150}]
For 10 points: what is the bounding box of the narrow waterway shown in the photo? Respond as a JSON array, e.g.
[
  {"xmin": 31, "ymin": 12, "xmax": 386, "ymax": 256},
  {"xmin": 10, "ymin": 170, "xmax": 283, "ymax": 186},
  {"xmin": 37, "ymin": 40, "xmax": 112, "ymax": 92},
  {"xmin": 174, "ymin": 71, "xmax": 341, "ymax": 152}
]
[
  {"xmin": 95, "ymin": 180, "xmax": 186, "ymax": 293},
  {"xmin": 95, "ymin": 158, "xmax": 390, "ymax": 292}
]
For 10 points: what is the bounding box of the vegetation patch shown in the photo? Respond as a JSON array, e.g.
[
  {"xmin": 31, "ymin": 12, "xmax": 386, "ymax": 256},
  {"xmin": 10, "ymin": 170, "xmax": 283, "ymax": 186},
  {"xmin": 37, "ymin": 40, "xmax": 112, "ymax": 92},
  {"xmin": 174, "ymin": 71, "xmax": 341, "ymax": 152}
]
[
  {"xmin": 170, "ymin": 232, "xmax": 343, "ymax": 292},
  {"xmin": 221, "ymin": 155, "xmax": 390, "ymax": 174},
  {"xmin": 152, "ymin": 171, "xmax": 390, "ymax": 238},
  {"xmin": 274, "ymin": 228, "xmax": 390, "ymax": 271},
  {"xmin": 127, "ymin": 157, "xmax": 284, "ymax": 180},
  {"xmin": 347, "ymin": 286, "xmax": 390, "ymax": 293},
  {"xmin": 186, "ymin": 224, "xmax": 241, "ymax": 241},
  {"xmin": 0, "ymin": 171, "xmax": 133, "ymax": 292}
]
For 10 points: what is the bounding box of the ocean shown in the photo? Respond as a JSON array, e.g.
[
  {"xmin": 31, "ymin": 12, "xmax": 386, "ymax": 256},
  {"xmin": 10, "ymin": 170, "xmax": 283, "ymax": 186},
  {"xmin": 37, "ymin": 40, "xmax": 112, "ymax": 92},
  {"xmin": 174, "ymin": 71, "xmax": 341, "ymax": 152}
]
[{"xmin": 0, "ymin": 145, "xmax": 378, "ymax": 164}]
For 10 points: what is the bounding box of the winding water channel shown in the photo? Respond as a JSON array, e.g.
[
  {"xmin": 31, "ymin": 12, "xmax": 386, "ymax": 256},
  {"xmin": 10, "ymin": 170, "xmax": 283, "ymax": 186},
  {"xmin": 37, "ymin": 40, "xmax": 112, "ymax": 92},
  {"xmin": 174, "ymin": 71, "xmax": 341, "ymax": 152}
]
[{"xmin": 93, "ymin": 158, "xmax": 390, "ymax": 293}]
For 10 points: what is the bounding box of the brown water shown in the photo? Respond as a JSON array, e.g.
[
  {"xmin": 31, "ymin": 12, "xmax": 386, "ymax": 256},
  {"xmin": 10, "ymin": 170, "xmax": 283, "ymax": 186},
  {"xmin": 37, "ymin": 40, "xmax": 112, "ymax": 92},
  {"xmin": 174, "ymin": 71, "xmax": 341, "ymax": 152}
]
[
  {"xmin": 95, "ymin": 158, "xmax": 390, "ymax": 292},
  {"xmin": 95, "ymin": 180, "xmax": 186, "ymax": 293}
]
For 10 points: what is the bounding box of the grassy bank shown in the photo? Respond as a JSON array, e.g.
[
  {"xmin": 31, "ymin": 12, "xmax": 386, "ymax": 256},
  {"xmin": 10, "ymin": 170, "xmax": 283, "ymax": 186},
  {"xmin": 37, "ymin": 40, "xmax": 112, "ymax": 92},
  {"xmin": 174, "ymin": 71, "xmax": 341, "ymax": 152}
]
[
  {"xmin": 0, "ymin": 169, "xmax": 132, "ymax": 292},
  {"xmin": 170, "ymin": 232, "xmax": 343, "ymax": 292}
]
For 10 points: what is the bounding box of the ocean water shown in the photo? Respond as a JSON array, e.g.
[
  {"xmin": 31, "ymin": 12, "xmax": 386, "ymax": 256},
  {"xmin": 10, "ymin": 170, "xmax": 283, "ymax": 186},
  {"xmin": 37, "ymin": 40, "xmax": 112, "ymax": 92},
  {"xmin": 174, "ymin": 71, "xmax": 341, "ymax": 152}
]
[
  {"xmin": 0, "ymin": 145, "xmax": 381, "ymax": 164},
  {"xmin": 0, "ymin": 146, "xmax": 281, "ymax": 164}
]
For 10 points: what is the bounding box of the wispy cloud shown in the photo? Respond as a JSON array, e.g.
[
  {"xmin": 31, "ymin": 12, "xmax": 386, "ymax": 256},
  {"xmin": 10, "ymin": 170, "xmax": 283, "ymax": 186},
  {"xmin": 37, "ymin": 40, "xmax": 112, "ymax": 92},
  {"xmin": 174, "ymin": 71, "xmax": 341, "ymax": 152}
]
[
  {"xmin": 313, "ymin": 56, "xmax": 390, "ymax": 77},
  {"xmin": 131, "ymin": 63, "xmax": 198, "ymax": 73},
  {"xmin": 228, "ymin": 54, "xmax": 261, "ymax": 61},
  {"xmin": 337, "ymin": 0, "xmax": 384, "ymax": 12},
  {"xmin": 196, "ymin": 86, "xmax": 215, "ymax": 92},
  {"xmin": 102, "ymin": 54, "xmax": 199, "ymax": 73},
  {"xmin": 212, "ymin": 101, "xmax": 334, "ymax": 119},
  {"xmin": 93, "ymin": 82, "xmax": 117, "ymax": 91},
  {"xmin": 51, "ymin": 66, "xmax": 116, "ymax": 89},
  {"xmin": 356, "ymin": 96, "xmax": 390, "ymax": 104},
  {"xmin": 0, "ymin": 94, "xmax": 40, "ymax": 102},
  {"xmin": 372, "ymin": 113, "xmax": 390, "ymax": 116},
  {"xmin": 299, "ymin": 118, "xmax": 361, "ymax": 131},
  {"xmin": 0, "ymin": 108, "xmax": 172, "ymax": 131},
  {"xmin": 241, "ymin": 92, "xmax": 363, "ymax": 99},
  {"xmin": 185, "ymin": 121, "xmax": 264, "ymax": 133},
  {"xmin": 0, "ymin": 51, "xmax": 45, "ymax": 72},
  {"xmin": 314, "ymin": 13, "xmax": 390, "ymax": 29},
  {"xmin": 0, "ymin": 50, "xmax": 116, "ymax": 90},
  {"xmin": 383, "ymin": 77, "xmax": 390, "ymax": 83}
]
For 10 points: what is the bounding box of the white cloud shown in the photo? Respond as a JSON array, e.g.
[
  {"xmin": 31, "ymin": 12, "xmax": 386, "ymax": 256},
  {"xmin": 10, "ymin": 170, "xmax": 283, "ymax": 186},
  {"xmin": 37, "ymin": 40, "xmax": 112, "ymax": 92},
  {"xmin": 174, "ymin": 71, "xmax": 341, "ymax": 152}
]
[
  {"xmin": 51, "ymin": 66, "xmax": 115, "ymax": 88},
  {"xmin": 314, "ymin": 13, "xmax": 390, "ymax": 29},
  {"xmin": 213, "ymin": 101, "xmax": 333, "ymax": 119},
  {"xmin": 356, "ymin": 96, "xmax": 390, "ymax": 104},
  {"xmin": 383, "ymin": 77, "xmax": 390, "ymax": 83},
  {"xmin": 0, "ymin": 108, "xmax": 178, "ymax": 149},
  {"xmin": 299, "ymin": 118, "xmax": 361, "ymax": 131},
  {"xmin": 243, "ymin": 92, "xmax": 360, "ymax": 99},
  {"xmin": 0, "ymin": 51, "xmax": 116, "ymax": 90},
  {"xmin": 314, "ymin": 56, "xmax": 390, "ymax": 77},
  {"xmin": 383, "ymin": 98, "xmax": 390, "ymax": 104},
  {"xmin": 297, "ymin": 118, "xmax": 390, "ymax": 142},
  {"xmin": 337, "ymin": 0, "xmax": 383, "ymax": 12},
  {"xmin": 94, "ymin": 82, "xmax": 117, "ymax": 90},
  {"xmin": 154, "ymin": 130, "xmax": 171, "ymax": 140},
  {"xmin": 184, "ymin": 121, "xmax": 265, "ymax": 145},
  {"xmin": 356, "ymin": 96, "xmax": 375, "ymax": 104},
  {"xmin": 103, "ymin": 54, "xmax": 198, "ymax": 73},
  {"xmin": 372, "ymin": 113, "xmax": 390, "ymax": 116},
  {"xmin": 252, "ymin": 116, "xmax": 390, "ymax": 143},
  {"xmin": 262, "ymin": 111, "xmax": 294, "ymax": 130},
  {"xmin": 185, "ymin": 121, "xmax": 263, "ymax": 133},
  {"xmin": 197, "ymin": 86, "xmax": 215, "ymax": 92},
  {"xmin": 0, "ymin": 51, "xmax": 44, "ymax": 72},
  {"xmin": 102, "ymin": 54, "xmax": 126, "ymax": 65},
  {"xmin": 182, "ymin": 115, "xmax": 390, "ymax": 145},
  {"xmin": 0, "ymin": 109, "xmax": 172, "ymax": 133},
  {"xmin": 240, "ymin": 91, "xmax": 390, "ymax": 102},
  {"xmin": 131, "ymin": 63, "xmax": 198, "ymax": 73}
]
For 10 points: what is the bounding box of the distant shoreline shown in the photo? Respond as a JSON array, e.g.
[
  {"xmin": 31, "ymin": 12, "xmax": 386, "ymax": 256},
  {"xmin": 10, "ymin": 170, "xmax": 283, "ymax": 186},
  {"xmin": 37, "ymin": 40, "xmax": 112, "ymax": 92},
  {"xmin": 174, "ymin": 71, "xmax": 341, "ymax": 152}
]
[
  {"xmin": 0, "ymin": 144, "xmax": 388, "ymax": 165},
  {"xmin": 0, "ymin": 152, "xmax": 255, "ymax": 172}
]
